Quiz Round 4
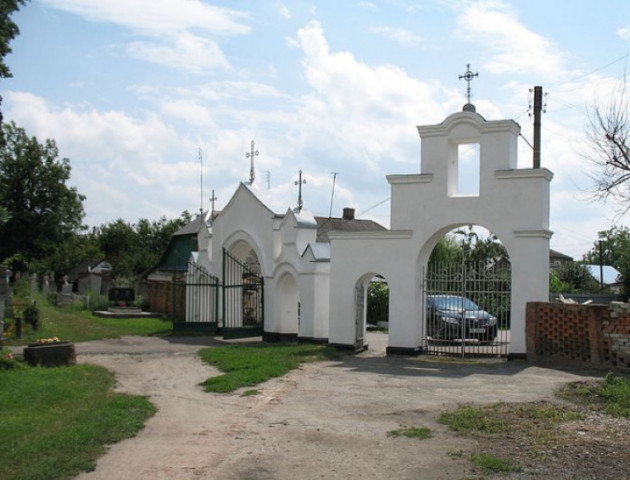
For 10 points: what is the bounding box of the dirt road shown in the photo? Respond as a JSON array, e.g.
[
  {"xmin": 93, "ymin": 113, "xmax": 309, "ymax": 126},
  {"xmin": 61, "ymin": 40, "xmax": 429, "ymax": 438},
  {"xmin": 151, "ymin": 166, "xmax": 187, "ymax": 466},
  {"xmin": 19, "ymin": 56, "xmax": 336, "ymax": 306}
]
[{"xmin": 73, "ymin": 333, "xmax": 601, "ymax": 480}]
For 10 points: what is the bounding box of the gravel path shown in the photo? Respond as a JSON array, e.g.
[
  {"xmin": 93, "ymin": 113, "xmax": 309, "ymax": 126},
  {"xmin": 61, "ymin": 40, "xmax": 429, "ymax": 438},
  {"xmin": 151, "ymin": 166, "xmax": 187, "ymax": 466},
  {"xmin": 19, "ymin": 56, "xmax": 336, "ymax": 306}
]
[{"xmin": 71, "ymin": 333, "xmax": 601, "ymax": 480}]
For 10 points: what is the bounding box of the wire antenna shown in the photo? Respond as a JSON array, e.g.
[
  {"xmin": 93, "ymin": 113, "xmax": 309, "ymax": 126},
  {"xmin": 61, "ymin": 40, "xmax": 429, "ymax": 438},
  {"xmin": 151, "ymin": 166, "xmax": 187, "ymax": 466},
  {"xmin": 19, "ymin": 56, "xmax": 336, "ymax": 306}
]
[{"xmin": 329, "ymin": 172, "xmax": 339, "ymax": 218}]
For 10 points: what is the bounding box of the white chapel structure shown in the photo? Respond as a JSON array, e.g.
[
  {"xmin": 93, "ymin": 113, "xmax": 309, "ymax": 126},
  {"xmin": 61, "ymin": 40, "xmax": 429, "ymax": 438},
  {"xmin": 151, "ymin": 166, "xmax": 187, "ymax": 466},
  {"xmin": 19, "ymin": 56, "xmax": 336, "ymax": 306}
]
[{"xmin": 184, "ymin": 101, "xmax": 552, "ymax": 357}]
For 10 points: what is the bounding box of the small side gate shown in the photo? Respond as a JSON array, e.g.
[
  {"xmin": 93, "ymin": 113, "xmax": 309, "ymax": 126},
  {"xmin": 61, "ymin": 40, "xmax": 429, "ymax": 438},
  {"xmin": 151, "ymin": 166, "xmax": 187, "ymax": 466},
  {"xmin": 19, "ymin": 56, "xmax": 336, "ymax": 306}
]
[
  {"xmin": 422, "ymin": 261, "xmax": 511, "ymax": 357},
  {"xmin": 222, "ymin": 248, "xmax": 264, "ymax": 339},
  {"xmin": 173, "ymin": 261, "xmax": 219, "ymax": 334}
]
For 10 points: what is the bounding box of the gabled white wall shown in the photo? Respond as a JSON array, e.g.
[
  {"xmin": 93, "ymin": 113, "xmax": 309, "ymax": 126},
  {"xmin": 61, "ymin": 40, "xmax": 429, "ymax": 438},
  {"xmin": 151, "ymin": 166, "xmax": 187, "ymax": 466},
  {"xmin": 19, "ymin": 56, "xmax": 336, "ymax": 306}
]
[
  {"xmin": 329, "ymin": 110, "xmax": 552, "ymax": 355},
  {"xmin": 203, "ymin": 184, "xmax": 330, "ymax": 340}
]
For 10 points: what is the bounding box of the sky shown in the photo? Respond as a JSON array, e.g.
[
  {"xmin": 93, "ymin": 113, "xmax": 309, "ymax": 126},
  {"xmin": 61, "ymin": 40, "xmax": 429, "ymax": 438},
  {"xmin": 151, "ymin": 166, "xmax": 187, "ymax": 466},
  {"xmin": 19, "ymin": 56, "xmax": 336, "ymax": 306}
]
[{"xmin": 3, "ymin": 0, "xmax": 630, "ymax": 259}]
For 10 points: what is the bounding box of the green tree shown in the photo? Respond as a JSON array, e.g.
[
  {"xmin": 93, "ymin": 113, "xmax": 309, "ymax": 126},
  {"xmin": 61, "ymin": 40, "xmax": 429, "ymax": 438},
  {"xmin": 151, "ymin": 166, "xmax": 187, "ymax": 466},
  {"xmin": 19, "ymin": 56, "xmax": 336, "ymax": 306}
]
[
  {"xmin": 554, "ymin": 261, "xmax": 600, "ymax": 293},
  {"xmin": 367, "ymin": 278, "xmax": 388, "ymax": 325},
  {"xmin": 428, "ymin": 235, "xmax": 462, "ymax": 266},
  {"xmin": 0, "ymin": 122, "xmax": 85, "ymax": 274},
  {"xmin": 583, "ymin": 226, "xmax": 630, "ymax": 296},
  {"xmin": 97, "ymin": 212, "xmax": 192, "ymax": 281},
  {"xmin": 0, "ymin": 1, "xmax": 27, "ymax": 124}
]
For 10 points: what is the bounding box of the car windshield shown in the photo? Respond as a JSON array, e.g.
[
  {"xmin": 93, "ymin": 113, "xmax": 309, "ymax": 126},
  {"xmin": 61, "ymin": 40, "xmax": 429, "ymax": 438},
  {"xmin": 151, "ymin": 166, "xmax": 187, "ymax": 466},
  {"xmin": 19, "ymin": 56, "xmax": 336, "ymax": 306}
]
[{"xmin": 429, "ymin": 295, "xmax": 480, "ymax": 311}]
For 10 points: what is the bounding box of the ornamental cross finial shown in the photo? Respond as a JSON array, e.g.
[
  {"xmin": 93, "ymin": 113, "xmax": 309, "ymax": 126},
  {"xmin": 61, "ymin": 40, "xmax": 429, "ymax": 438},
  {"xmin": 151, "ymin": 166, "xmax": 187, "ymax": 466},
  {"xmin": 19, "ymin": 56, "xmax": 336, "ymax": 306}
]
[
  {"xmin": 209, "ymin": 189, "xmax": 217, "ymax": 213},
  {"xmin": 245, "ymin": 140, "xmax": 259, "ymax": 185},
  {"xmin": 458, "ymin": 63, "xmax": 478, "ymax": 107},
  {"xmin": 294, "ymin": 170, "xmax": 306, "ymax": 213}
]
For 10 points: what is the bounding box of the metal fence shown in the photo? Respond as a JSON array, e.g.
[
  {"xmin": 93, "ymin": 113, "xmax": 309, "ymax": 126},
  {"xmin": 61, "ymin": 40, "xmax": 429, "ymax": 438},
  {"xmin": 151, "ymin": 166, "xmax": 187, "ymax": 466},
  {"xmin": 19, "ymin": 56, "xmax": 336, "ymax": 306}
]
[{"xmin": 422, "ymin": 261, "xmax": 511, "ymax": 357}]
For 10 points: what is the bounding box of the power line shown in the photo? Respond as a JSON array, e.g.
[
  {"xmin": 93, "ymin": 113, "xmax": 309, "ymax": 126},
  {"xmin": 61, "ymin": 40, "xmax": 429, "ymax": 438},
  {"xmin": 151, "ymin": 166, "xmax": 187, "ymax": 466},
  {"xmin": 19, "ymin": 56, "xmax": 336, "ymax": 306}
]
[{"xmin": 358, "ymin": 197, "xmax": 390, "ymax": 216}]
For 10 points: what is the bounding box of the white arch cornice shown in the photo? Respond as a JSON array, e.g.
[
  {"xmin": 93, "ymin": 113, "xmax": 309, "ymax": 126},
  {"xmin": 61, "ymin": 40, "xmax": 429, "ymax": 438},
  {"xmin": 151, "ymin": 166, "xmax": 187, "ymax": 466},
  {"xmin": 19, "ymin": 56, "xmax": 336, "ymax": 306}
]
[{"xmin": 417, "ymin": 111, "xmax": 520, "ymax": 139}]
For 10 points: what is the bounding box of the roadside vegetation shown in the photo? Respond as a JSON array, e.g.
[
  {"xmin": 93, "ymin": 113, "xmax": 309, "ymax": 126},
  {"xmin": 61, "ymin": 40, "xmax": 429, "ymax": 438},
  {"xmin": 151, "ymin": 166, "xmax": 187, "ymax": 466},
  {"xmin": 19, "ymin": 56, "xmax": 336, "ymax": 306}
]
[
  {"xmin": 437, "ymin": 374, "xmax": 630, "ymax": 477},
  {"xmin": 199, "ymin": 342, "xmax": 338, "ymax": 393},
  {"xmin": 0, "ymin": 363, "xmax": 156, "ymax": 480}
]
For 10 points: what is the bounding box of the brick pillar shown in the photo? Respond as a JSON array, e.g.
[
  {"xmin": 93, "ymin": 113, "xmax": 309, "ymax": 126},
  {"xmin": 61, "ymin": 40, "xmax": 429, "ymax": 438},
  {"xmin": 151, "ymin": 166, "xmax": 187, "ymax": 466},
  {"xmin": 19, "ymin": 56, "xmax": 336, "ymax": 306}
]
[{"xmin": 525, "ymin": 302, "xmax": 540, "ymax": 362}]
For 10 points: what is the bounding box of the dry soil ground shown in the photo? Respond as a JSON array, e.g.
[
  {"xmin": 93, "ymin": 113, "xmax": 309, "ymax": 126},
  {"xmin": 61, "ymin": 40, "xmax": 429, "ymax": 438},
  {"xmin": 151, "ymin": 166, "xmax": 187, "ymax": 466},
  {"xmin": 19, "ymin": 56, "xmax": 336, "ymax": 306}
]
[{"xmin": 67, "ymin": 333, "xmax": 625, "ymax": 480}]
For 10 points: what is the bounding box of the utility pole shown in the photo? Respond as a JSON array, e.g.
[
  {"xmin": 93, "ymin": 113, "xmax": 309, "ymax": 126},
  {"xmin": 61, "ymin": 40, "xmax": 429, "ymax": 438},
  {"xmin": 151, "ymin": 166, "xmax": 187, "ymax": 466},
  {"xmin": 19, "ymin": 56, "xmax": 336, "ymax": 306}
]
[
  {"xmin": 329, "ymin": 172, "xmax": 339, "ymax": 218},
  {"xmin": 599, "ymin": 240, "xmax": 604, "ymax": 290},
  {"xmin": 533, "ymin": 86, "xmax": 543, "ymax": 168}
]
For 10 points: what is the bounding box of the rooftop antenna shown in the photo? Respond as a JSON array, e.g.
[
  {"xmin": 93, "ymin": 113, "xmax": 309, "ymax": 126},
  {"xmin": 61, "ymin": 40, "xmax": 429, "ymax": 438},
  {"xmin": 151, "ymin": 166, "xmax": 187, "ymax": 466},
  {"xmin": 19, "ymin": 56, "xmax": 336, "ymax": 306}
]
[
  {"xmin": 458, "ymin": 63, "xmax": 478, "ymax": 112},
  {"xmin": 294, "ymin": 170, "xmax": 306, "ymax": 213},
  {"xmin": 329, "ymin": 172, "xmax": 339, "ymax": 218},
  {"xmin": 245, "ymin": 140, "xmax": 259, "ymax": 185},
  {"xmin": 265, "ymin": 171, "xmax": 271, "ymax": 190}
]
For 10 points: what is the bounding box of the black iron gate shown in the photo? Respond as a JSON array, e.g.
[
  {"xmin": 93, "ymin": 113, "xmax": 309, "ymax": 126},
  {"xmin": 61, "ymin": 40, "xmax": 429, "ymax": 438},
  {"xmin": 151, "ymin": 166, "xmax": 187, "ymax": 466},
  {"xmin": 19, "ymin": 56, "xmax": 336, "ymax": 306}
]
[
  {"xmin": 422, "ymin": 261, "xmax": 511, "ymax": 357},
  {"xmin": 222, "ymin": 248, "xmax": 264, "ymax": 339},
  {"xmin": 172, "ymin": 260, "xmax": 219, "ymax": 334},
  {"xmin": 185, "ymin": 261, "xmax": 219, "ymax": 325}
]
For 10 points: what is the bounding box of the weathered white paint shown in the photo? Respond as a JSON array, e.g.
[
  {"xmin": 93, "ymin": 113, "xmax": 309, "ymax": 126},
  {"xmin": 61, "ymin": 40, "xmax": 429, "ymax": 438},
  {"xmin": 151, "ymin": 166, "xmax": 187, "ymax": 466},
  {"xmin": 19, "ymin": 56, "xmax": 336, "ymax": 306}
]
[{"xmin": 328, "ymin": 110, "xmax": 552, "ymax": 354}]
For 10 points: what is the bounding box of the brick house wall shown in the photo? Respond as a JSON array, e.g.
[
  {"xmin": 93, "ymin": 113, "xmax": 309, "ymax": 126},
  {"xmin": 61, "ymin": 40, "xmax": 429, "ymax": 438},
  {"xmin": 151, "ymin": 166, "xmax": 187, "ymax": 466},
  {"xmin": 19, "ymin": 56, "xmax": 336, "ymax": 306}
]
[{"xmin": 526, "ymin": 302, "xmax": 630, "ymax": 370}]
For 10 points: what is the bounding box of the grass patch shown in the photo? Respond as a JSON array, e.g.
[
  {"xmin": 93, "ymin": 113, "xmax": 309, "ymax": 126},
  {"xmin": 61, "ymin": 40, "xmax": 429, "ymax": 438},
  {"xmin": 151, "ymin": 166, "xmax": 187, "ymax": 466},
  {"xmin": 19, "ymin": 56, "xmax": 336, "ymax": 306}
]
[
  {"xmin": 558, "ymin": 373, "xmax": 630, "ymax": 418},
  {"xmin": 240, "ymin": 389, "xmax": 260, "ymax": 397},
  {"xmin": 438, "ymin": 405, "xmax": 508, "ymax": 434},
  {"xmin": 199, "ymin": 342, "xmax": 339, "ymax": 393},
  {"xmin": 0, "ymin": 364, "xmax": 156, "ymax": 480},
  {"xmin": 6, "ymin": 296, "xmax": 172, "ymax": 345},
  {"xmin": 470, "ymin": 452, "xmax": 520, "ymax": 474},
  {"xmin": 387, "ymin": 426, "xmax": 432, "ymax": 439}
]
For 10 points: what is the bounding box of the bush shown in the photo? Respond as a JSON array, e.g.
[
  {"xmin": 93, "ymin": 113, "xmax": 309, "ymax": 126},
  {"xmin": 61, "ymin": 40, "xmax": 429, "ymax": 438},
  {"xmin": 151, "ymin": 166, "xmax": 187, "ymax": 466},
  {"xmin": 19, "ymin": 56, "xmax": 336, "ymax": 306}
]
[{"xmin": 23, "ymin": 303, "xmax": 40, "ymax": 331}]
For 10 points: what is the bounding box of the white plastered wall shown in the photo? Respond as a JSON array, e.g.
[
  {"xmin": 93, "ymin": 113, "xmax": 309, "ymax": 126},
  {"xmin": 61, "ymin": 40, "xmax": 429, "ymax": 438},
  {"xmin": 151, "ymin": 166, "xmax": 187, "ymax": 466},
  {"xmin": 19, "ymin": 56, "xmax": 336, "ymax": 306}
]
[
  {"xmin": 208, "ymin": 184, "xmax": 329, "ymax": 339},
  {"xmin": 329, "ymin": 111, "xmax": 553, "ymax": 354}
]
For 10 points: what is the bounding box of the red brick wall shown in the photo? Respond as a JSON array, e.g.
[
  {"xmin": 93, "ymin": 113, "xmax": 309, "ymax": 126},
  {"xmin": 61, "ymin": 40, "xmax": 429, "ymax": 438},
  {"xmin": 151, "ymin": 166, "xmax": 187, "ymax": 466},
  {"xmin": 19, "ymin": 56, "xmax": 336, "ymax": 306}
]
[
  {"xmin": 148, "ymin": 281, "xmax": 185, "ymax": 317},
  {"xmin": 526, "ymin": 302, "xmax": 630, "ymax": 370}
]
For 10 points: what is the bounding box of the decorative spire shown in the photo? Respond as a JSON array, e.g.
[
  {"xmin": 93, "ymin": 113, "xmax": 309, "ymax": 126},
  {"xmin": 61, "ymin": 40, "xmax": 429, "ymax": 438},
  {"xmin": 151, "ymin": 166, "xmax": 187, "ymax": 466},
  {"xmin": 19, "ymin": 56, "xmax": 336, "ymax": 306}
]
[
  {"xmin": 458, "ymin": 64, "xmax": 479, "ymax": 112},
  {"xmin": 294, "ymin": 170, "xmax": 306, "ymax": 213},
  {"xmin": 245, "ymin": 140, "xmax": 259, "ymax": 185}
]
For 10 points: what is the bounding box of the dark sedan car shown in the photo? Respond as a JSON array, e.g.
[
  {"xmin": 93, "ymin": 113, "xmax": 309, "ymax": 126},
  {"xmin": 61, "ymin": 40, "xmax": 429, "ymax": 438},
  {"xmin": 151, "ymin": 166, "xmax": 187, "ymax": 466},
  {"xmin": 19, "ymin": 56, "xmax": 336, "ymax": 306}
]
[{"xmin": 426, "ymin": 295, "xmax": 497, "ymax": 343}]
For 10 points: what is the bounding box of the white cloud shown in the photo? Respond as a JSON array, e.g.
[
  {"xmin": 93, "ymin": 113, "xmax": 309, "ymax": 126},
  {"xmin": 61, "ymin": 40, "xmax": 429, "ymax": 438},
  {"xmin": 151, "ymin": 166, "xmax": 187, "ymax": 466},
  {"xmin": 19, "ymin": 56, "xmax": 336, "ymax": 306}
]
[
  {"xmin": 277, "ymin": 2, "xmax": 291, "ymax": 19},
  {"xmin": 41, "ymin": 0, "xmax": 250, "ymax": 36},
  {"xmin": 456, "ymin": 1, "xmax": 568, "ymax": 80},
  {"xmin": 127, "ymin": 32, "xmax": 230, "ymax": 72},
  {"xmin": 160, "ymin": 99, "xmax": 214, "ymax": 127},
  {"xmin": 617, "ymin": 27, "xmax": 630, "ymax": 40},
  {"xmin": 2, "ymin": 91, "xmax": 204, "ymax": 225},
  {"xmin": 369, "ymin": 26, "xmax": 424, "ymax": 48},
  {"xmin": 43, "ymin": 0, "xmax": 249, "ymax": 73}
]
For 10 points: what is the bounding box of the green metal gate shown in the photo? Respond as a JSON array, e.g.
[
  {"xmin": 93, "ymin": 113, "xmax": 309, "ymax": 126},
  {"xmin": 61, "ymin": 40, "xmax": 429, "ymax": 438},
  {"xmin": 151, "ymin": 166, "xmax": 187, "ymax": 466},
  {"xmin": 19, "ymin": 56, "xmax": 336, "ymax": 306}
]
[{"xmin": 222, "ymin": 248, "xmax": 264, "ymax": 339}]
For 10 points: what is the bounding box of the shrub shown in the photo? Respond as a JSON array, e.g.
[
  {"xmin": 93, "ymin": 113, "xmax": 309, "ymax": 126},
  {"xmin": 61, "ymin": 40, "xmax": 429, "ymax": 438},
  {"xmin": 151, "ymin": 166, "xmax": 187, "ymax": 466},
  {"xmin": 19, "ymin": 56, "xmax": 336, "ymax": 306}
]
[{"xmin": 23, "ymin": 303, "xmax": 40, "ymax": 331}]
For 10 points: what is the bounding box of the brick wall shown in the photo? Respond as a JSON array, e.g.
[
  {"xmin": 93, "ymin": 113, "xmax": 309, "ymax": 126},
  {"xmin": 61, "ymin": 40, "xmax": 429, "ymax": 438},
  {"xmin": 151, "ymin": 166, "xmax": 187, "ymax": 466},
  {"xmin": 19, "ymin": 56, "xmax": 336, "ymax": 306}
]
[
  {"xmin": 526, "ymin": 302, "xmax": 630, "ymax": 370},
  {"xmin": 148, "ymin": 281, "xmax": 185, "ymax": 318}
]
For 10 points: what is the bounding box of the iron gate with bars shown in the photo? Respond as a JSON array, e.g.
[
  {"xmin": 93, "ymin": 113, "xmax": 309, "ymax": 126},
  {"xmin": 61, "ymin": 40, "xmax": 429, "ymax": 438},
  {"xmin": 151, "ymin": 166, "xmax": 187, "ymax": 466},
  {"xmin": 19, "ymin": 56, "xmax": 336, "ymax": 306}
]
[
  {"xmin": 184, "ymin": 261, "xmax": 219, "ymax": 325},
  {"xmin": 422, "ymin": 261, "xmax": 511, "ymax": 357},
  {"xmin": 222, "ymin": 248, "xmax": 264, "ymax": 339}
]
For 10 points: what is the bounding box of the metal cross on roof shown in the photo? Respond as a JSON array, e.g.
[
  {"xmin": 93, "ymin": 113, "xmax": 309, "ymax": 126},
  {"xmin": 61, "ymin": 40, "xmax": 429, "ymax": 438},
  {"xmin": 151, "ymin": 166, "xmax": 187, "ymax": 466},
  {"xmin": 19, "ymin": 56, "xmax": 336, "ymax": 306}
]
[
  {"xmin": 245, "ymin": 140, "xmax": 259, "ymax": 185},
  {"xmin": 209, "ymin": 189, "xmax": 217, "ymax": 213},
  {"xmin": 294, "ymin": 169, "xmax": 306, "ymax": 213},
  {"xmin": 458, "ymin": 64, "xmax": 478, "ymax": 109}
]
